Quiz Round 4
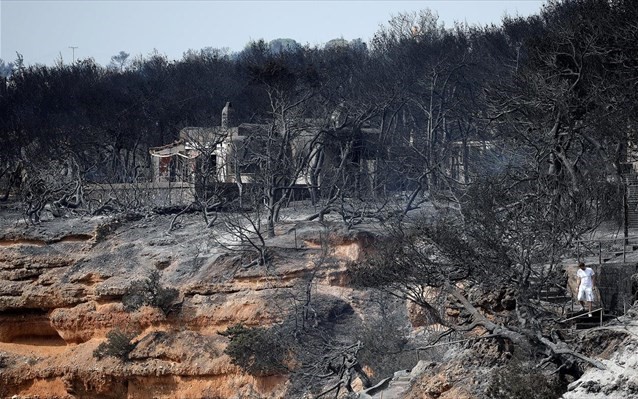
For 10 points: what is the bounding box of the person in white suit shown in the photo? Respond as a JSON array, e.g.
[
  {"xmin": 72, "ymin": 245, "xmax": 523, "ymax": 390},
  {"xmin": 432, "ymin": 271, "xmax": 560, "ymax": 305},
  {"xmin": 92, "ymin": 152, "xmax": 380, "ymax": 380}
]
[{"xmin": 576, "ymin": 262, "xmax": 596, "ymax": 316}]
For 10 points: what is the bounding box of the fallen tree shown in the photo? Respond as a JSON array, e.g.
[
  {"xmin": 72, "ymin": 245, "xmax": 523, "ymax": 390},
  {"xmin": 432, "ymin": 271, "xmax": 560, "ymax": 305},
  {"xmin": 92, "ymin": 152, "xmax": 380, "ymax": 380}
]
[{"xmin": 348, "ymin": 160, "xmax": 615, "ymax": 390}]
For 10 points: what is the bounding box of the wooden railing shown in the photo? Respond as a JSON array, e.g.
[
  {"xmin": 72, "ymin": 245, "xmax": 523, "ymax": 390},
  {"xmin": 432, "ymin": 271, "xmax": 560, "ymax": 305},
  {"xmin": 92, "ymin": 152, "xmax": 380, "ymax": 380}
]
[
  {"xmin": 561, "ymin": 307, "xmax": 605, "ymax": 327},
  {"xmin": 574, "ymin": 235, "xmax": 638, "ymax": 264}
]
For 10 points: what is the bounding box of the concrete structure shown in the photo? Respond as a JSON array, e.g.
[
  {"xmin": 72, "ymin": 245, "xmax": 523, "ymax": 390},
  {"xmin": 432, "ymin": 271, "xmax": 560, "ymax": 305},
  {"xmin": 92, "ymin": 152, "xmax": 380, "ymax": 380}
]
[
  {"xmin": 149, "ymin": 103, "xmax": 381, "ymax": 192},
  {"xmin": 150, "ymin": 102, "xmax": 262, "ymax": 184},
  {"xmin": 86, "ymin": 181, "xmax": 194, "ymax": 208}
]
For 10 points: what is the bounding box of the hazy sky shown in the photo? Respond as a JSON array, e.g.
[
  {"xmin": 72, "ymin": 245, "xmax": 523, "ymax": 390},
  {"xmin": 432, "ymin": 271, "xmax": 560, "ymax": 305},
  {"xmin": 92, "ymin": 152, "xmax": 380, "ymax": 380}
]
[{"xmin": 1, "ymin": 0, "xmax": 546, "ymax": 67}]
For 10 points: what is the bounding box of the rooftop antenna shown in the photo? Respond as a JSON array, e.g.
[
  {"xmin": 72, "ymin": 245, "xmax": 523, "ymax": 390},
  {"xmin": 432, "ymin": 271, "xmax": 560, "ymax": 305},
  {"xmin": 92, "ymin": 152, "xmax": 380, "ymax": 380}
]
[{"xmin": 69, "ymin": 46, "xmax": 78, "ymax": 63}]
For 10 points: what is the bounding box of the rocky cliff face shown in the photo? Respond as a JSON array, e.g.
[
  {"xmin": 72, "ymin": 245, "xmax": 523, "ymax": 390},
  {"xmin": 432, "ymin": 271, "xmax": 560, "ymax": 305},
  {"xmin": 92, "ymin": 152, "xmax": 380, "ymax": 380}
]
[
  {"xmin": 0, "ymin": 208, "xmax": 384, "ymax": 399},
  {"xmin": 561, "ymin": 308, "xmax": 638, "ymax": 399}
]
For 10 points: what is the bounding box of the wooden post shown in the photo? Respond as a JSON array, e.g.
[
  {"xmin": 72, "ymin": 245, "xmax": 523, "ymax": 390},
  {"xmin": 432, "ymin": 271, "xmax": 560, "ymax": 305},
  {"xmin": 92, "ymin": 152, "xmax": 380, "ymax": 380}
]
[
  {"xmin": 624, "ymin": 239, "xmax": 627, "ymax": 263},
  {"xmin": 624, "ymin": 298, "xmax": 627, "ymax": 315},
  {"xmin": 624, "ymin": 181, "xmax": 629, "ymax": 244},
  {"xmin": 577, "ymin": 241, "xmax": 580, "ymax": 261}
]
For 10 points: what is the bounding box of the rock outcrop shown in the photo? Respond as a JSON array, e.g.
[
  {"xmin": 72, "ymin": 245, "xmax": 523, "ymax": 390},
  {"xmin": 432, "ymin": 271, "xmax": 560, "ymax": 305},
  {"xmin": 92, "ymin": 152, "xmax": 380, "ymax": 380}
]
[
  {"xmin": 0, "ymin": 209, "xmax": 380, "ymax": 398},
  {"xmin": 562, "ymin": 306, "xmax": 638, "ymax": 399}
]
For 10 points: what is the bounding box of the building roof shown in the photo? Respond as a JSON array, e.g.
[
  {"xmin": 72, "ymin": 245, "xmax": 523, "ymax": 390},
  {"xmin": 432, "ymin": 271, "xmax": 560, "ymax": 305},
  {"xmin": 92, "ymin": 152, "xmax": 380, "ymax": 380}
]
[
  {"xmin": 149, "ymin": 140, "xmax": 198, "ymax": 159},
  {"xmin": 149, "ymin": 140, "xmax": 185, "ymax": 154},
  {"xmin": 237, "ymin": 123, "xmax": 268, "ymax": 136},
  {"xmin": 180, "ymin": 126, "xmax": 230, "ymax": 145}
]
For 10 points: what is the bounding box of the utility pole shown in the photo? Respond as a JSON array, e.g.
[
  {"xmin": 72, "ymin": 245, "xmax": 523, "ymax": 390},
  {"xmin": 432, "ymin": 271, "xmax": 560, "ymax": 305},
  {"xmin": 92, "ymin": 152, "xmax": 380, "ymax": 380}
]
[{"xmin": 69, "ymin": 46, "xmax": 78, "ymax": 63}]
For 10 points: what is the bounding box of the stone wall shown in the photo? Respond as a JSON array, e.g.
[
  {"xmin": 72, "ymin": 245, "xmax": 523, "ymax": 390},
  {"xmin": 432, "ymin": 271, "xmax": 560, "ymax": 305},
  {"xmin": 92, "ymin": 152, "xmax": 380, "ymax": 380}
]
[{"xmin": 597, "ymin": 262, "xmax": 636, "ymax": 314}]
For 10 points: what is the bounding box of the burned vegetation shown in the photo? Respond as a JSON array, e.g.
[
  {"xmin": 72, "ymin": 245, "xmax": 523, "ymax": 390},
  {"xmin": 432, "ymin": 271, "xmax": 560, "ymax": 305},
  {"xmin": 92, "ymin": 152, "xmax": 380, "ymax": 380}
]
[{"xmin": 2, "ymin": 0, "xmax": 638, "ymax": 398}]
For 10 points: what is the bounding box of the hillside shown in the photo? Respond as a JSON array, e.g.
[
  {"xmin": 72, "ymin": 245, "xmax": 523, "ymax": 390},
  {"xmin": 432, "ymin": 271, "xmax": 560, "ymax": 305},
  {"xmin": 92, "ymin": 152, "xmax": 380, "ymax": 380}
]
[
  {"xmin": 1, "ymin": 202, "xmax": 636, "ymax": 399},
  {"xmin": 0, "ymin": 204, "xmax": 415, "ymax": 398}
]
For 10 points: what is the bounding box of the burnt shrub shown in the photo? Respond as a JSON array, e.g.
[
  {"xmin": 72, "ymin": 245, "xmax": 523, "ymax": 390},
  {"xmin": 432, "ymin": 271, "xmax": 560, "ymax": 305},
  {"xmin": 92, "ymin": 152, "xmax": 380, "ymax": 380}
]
[
  {"xmin": 219, "ymin": 324, "xmax": 288, "ymax": 376},
  {"xmin": 485, "ymin": 360, "xmax": 565, "ymax": 399},
  {"xmin": 93, "ymin": 329, "xmax": 137, "ymax": 361},
  {"xmin": 122, "ymin": 270, "xmax": 179, "ymax": 314},
  {"xmin": 357, "ymin": 316, "xmax": 413, "ymax": 383}
]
